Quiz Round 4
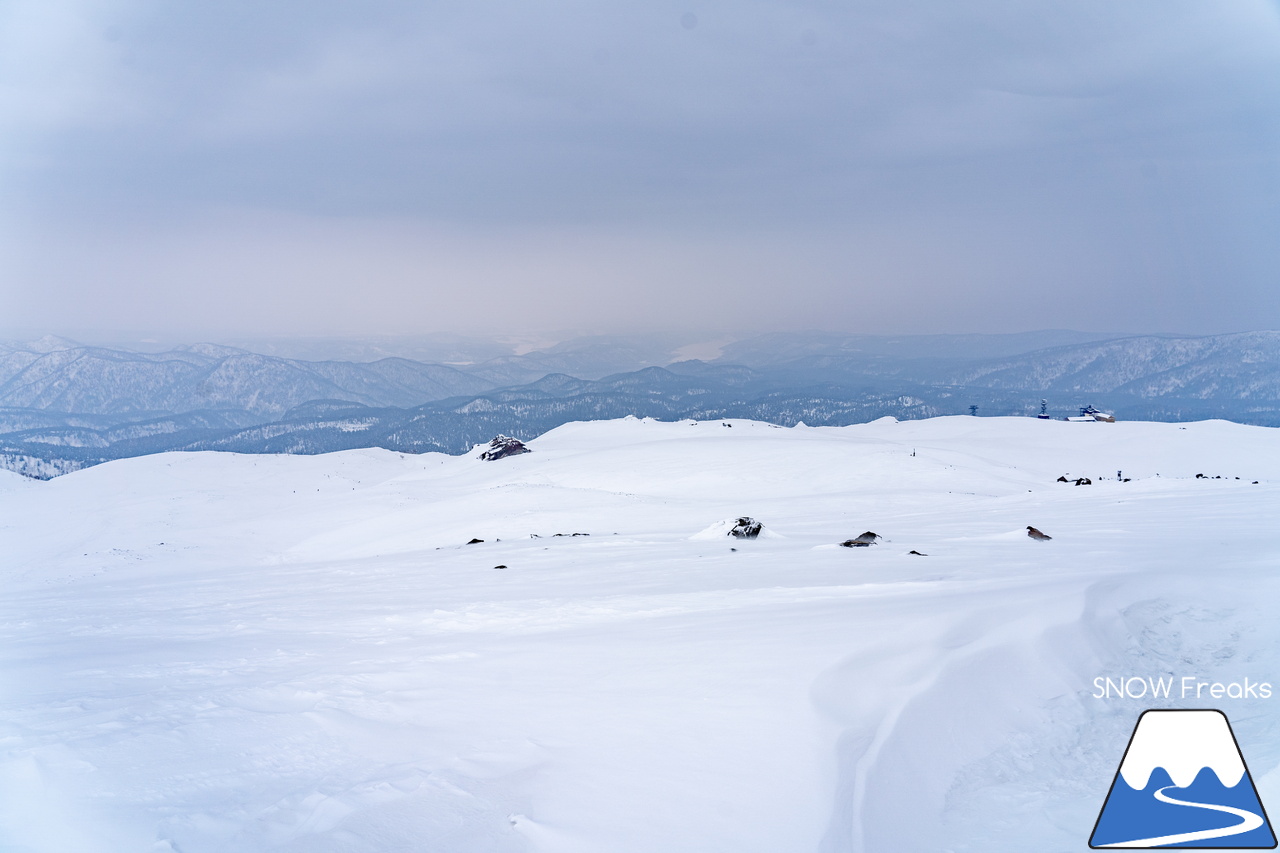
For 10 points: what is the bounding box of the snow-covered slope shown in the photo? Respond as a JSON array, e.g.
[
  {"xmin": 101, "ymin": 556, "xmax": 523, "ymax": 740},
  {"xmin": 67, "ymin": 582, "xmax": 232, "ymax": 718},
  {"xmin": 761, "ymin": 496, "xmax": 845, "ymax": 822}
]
[{"xmin": 1, "ymin": 416, "xmax": 1277, "ymax": 852}]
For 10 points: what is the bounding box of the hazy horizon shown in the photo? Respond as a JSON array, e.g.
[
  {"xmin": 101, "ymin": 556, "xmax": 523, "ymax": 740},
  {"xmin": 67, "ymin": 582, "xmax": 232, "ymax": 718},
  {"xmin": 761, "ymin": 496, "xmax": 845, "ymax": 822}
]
[{"xmin": 0, "ymin": 325, "xmax": 1238, "ymax": 361}]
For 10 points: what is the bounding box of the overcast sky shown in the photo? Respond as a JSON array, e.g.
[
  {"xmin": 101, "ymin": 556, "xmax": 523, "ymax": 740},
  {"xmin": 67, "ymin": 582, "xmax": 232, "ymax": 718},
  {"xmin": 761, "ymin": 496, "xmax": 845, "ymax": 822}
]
[{"xmin": 2, "ymin": 0, "xmax": 1278, "ymax": 341}]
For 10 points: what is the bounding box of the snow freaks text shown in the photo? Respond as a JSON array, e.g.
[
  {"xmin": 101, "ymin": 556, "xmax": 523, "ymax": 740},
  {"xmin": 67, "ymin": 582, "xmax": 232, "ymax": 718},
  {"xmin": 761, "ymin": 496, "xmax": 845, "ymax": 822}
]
[{"xmin": 1093, "ymin": 676, "xmax": 1273, "ymax": 701}]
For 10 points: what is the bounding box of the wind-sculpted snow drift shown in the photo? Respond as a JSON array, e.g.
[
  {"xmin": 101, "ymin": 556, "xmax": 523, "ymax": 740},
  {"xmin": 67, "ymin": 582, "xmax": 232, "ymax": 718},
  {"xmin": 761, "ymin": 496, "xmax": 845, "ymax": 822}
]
[{"xmin": 0, "ymin": 416, "xmax": 1277, "ymax": 852}]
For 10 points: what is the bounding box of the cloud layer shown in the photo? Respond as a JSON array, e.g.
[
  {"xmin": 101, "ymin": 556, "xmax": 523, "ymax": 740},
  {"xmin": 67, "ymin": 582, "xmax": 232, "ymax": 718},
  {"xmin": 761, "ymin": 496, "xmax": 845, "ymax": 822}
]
[{"xmin": 3, "ymin": 0, "xmax": 1279, "ymax": 338}]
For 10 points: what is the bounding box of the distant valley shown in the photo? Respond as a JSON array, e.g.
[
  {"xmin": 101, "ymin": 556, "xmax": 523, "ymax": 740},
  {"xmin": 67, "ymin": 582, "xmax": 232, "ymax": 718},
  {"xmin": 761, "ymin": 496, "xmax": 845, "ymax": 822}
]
[{"xmin": 2, "ymin": 330, "xmax": 1277, "ymax": 477}]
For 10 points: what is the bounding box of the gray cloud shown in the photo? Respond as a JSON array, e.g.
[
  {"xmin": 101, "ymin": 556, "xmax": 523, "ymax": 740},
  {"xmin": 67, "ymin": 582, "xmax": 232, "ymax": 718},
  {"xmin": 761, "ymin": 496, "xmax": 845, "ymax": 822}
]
[{"xmin": 2, "ymin": 0, "xmax": 1279, "ymax": 338}]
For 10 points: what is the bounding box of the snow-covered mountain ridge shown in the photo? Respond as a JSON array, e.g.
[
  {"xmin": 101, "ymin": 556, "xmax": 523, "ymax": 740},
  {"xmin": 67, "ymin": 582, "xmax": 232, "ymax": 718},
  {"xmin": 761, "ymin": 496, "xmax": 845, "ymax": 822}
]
[
  {"xmin": 0, "ymin": 343, "xmax": 496, "ymax": 416},
  {"xmin": 3, "ymin": 331, "xmax": 1278, "ymax": 421},
  {"xmin": 1, "ymin": 416, "xmax": 1277, "ymax": 851},
  {"xmin": 5, "ymin": 330, "xmax": 1280, "ymax": 479},
  {"xmin": 934, "ymin": 331, "xmax": 1280, "ymax": 398}
]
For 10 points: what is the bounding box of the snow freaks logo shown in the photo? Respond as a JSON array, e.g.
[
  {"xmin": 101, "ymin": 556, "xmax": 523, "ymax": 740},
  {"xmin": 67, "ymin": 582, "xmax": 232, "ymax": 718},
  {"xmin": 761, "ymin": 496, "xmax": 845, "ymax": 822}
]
[
  {"xmin": 1090, "ymin": 710, "xmax": 1277, "ymax": 848},
  {"xmin": 1093, "ymin": 676, "xmax": 1273, "ymax": 701}
]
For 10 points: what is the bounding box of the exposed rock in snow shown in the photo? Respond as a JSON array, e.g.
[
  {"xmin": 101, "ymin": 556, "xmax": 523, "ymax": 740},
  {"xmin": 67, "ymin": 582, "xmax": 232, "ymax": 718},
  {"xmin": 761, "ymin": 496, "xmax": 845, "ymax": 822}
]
[
  {"xmin": 478, "ymin": 435, "xmax": 531, "ymax": 460},
  {"xmin": 691, "ymin": 516, "xmax": 777, "ymax": 540},
  {"xmin": 839, "ymin": 531, "xmax": 881, "ymax": 547}
]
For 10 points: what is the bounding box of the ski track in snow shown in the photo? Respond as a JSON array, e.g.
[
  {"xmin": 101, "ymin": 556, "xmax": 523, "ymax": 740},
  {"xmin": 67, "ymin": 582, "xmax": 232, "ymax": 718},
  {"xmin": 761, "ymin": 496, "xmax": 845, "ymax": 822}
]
[{"xmin": 0, "ymin": 416, "xmax": 1278, "ymax": 852}]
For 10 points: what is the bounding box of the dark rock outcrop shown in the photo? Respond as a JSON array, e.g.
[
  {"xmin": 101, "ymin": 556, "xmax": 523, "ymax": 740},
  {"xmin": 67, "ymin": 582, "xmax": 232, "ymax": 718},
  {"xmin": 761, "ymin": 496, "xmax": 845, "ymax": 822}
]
[
  {"xmin": 728, "ymin": 517, "xmax": 763, "ymax": 539},
  {"xmin": 479, "ymin": 435, "xmax": 530, "ymax": 461},
  {"xmin": 840, "ymin": 531, "xmax": 881, "ymax": 547}
]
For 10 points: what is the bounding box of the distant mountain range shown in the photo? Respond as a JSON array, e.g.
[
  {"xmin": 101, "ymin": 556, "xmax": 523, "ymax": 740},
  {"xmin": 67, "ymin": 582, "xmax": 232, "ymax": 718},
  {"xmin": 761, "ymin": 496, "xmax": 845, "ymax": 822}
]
[
  {"xmin": 2, "ymin": 330, "xmax": 1277, "ymax": 477},
  {"xmin": 0, "ymin": 340, "xmax": 500, "ymax": 417}
]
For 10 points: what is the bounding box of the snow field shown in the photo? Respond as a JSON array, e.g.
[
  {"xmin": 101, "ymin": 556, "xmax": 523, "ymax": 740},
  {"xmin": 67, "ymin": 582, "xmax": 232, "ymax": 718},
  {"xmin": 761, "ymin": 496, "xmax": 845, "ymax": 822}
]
[{"xmin": 0, "ymin": 416, "xmax": 1277, "ymax": 852}]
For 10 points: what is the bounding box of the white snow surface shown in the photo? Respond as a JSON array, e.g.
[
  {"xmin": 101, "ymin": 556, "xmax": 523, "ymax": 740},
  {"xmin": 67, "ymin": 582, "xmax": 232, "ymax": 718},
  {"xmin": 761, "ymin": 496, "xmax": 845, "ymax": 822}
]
[
  {"xmin": 1, "ymin": 416, "xmax": 1279, "ymax": 852},
  {"xmin": 1119, "ymin": 710, "xmax": 1246, "ymax": 790}
]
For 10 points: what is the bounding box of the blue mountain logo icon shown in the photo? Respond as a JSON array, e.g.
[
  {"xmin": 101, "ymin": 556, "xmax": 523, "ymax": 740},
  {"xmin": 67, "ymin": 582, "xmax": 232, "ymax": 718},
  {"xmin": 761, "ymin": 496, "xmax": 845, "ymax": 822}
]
[{"xmin": 1091, "ymin": 709, "xmax": 1277, "ymax": 848}]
